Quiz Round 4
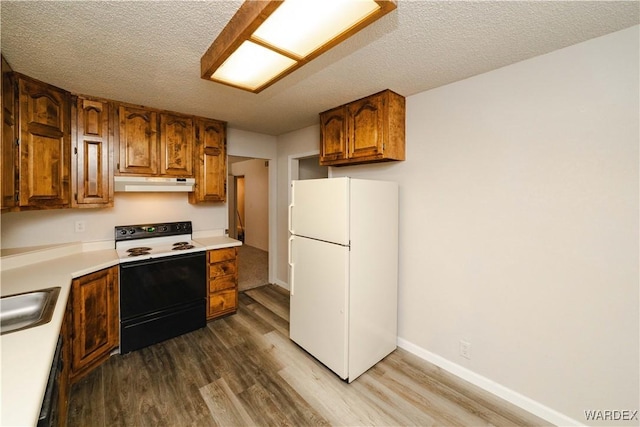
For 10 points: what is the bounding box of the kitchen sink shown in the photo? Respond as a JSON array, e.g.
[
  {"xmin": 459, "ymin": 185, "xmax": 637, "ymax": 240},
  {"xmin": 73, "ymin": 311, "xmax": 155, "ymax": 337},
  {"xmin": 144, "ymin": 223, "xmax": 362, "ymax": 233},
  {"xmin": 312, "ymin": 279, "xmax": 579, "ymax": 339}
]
[{"xmin": 0, "ymin": 287, "xmax": 61, "ymax": 335}]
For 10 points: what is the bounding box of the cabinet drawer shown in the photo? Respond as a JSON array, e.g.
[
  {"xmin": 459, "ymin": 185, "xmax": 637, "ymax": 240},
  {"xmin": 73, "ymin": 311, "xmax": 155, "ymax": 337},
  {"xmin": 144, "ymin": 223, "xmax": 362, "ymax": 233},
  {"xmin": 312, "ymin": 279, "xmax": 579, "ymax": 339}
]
[
  {"xmin": 208, "ymin": 289, "xmax": 237, "ymax": 317},
  {"xmin": 209, "ymin": 275, "xmax": 236, "ymax": 292},
  {"xmin": 209, "ymin": 260, "xmax": 237, "ymax": 279},
  {"xmin": 208, "ymin": 247, "xmax": 237, "ymax": 263}
]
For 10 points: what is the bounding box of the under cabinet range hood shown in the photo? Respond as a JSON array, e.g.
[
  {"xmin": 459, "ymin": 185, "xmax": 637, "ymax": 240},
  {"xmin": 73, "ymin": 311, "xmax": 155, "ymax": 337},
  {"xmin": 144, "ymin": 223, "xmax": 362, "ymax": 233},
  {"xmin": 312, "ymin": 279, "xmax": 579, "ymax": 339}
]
[{"xmin": 114, "ymin": 176, "xmax": 195, "ymax": 193}]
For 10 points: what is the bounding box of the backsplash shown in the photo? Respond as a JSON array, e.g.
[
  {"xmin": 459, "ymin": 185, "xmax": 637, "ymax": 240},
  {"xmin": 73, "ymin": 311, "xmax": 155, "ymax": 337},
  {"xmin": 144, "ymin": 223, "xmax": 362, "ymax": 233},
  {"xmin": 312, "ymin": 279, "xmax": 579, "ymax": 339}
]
[{"xmin": 0, "ymin": 193, "xmax": 227, "ymax": 249}]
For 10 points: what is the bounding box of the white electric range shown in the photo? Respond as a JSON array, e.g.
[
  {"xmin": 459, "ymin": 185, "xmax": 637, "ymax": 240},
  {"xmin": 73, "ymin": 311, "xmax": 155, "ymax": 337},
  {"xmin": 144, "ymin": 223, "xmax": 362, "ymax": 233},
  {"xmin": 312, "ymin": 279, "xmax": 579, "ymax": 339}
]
[{"xmin": 114, "ymin": 221, "xmax": 207, "ymax": 353}]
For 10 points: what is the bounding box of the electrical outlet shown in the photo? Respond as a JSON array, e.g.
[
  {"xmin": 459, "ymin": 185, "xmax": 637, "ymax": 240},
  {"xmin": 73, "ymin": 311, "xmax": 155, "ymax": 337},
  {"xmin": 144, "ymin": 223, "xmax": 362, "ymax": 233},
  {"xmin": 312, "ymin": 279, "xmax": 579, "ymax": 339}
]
[
  {"xmin": 74, "ymin": 220, "xmax": 86, "ymax": 233},
  {"xmin": 460, "ymin": 340, "xmax": 471, "ymax": 360}
]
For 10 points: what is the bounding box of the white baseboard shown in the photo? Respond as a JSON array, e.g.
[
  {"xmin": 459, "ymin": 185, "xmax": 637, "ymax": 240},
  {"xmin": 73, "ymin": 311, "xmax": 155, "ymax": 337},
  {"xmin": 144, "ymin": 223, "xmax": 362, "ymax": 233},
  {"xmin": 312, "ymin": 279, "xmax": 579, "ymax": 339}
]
[
  {"xmin": 272, "ymin": 279, "xmax": 290, "ymax": 291},
  {"xmin": 397, "ymin": 338, "xmax": 581, "ymax": 427}
]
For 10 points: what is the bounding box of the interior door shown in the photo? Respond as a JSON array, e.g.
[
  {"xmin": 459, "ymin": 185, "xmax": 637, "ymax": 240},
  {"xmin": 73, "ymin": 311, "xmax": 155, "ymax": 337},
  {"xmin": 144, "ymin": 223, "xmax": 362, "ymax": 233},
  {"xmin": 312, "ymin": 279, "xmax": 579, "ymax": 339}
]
[
  {"xmin": 289, "ymin": 235, "xmax": 349, "ymax": 379},
  {"xmin": 290, "ymin": 177, "xmax": 349, "ymax": 245}
]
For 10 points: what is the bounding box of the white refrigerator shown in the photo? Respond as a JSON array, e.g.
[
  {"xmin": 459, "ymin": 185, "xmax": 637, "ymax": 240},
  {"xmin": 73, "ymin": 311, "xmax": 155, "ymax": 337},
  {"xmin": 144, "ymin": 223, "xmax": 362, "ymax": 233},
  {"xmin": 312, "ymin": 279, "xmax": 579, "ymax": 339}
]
[{"xmin": 288, "ymin": 177, "xmax": 398, "ymax": 383}]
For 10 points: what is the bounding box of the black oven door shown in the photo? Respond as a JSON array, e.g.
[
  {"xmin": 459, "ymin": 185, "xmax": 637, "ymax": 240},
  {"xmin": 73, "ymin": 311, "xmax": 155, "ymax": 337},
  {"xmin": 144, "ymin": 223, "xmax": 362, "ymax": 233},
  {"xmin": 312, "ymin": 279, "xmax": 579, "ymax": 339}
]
[{"xmin": 119, "ymin": 251, "xmax": 206, "ymax": 353}]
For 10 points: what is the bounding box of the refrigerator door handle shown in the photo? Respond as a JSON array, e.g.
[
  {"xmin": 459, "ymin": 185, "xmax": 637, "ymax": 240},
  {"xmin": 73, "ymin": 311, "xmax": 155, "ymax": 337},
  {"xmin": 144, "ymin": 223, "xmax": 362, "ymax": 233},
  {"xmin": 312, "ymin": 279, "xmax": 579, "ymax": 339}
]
[
  {"xmin": 288, "ymin": 235, "xmax": 295, "ymax": 295},
  {"xmin": 288, "ymin": 202, "xmax": 294, "ymax": 234}
]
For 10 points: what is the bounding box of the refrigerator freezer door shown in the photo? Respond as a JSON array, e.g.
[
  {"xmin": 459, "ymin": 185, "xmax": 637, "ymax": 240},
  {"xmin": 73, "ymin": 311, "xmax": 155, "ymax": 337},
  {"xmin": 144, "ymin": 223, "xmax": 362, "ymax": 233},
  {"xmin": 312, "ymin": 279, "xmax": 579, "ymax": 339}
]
[
  {"xmin": 290, "ymin": 177, "xmax": 349, "ymax": 246},
  {"xmin": 289, "ymin": 235, "xmax": 349, "ymax": 379}
]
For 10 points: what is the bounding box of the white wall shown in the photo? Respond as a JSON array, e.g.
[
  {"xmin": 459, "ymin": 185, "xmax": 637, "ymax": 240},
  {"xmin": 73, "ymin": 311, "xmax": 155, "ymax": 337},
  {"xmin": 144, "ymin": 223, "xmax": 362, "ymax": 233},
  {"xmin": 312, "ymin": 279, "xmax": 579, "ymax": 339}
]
[
  {"xmin": 231, "ymin": 159, "xmax": 269, "ymax": 251},
  {"xmin": 299, "ymin": 157, "xmax": 328, "ymax": 180},
  {"xmin": 0, "ymin": 192, "xmax": 226, "ymax": 248},
  {"xmin": 227, "ymin": 127, "xmax": 276, "ymax": 159},
  {"xmin": 275, "ymin": 125, "xmax": 321, "ymax": 287},
  {"xmin": 226, "ymin": 127, "xmax": 279, "ymax": 282},
  {"xmin": 276, "ymin": 26, "xmax": 639, "ymax": 426},
  {"xmin": 0, "ymin": 127, "xmax": 277, "ymax": 249}
]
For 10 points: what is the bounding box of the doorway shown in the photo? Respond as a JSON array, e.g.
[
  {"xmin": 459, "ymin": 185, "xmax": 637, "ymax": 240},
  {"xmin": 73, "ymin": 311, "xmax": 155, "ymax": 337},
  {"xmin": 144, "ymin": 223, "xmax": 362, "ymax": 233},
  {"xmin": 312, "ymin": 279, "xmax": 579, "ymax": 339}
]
[
  {"xmin": 235, "ymin": 176, "xmax": 245, "ymax": 242},
  {"xmin": 228, "ymin": 156, "xmax": 269, "ymax": 290}
]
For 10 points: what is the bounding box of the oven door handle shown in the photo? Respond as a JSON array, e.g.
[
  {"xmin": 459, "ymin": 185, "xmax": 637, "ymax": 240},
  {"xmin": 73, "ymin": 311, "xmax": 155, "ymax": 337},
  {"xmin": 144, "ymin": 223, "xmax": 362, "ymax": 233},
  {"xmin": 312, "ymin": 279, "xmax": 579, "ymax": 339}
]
[{"xmin": 119, "ymin": 251, "xmax": 205, "ymax": 268}]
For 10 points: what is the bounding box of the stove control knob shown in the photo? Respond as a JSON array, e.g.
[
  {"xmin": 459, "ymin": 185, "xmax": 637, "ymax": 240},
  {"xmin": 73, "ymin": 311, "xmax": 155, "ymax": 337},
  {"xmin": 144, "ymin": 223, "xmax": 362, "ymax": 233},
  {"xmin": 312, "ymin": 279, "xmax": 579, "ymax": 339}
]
[
  {"xmin": 176, "ymin": 224, "xmax": 182, "ymax": 231},
  {"xmin": 119, "ymin": 229, "xmax": 127, "ymax": 236},
  {"xmin": 159, "ymin": 226, "xmax": 168, "ymax": 232},
  {"xmin": 128, "ymin": 228, "xmax": 135, "ymax": 234}
]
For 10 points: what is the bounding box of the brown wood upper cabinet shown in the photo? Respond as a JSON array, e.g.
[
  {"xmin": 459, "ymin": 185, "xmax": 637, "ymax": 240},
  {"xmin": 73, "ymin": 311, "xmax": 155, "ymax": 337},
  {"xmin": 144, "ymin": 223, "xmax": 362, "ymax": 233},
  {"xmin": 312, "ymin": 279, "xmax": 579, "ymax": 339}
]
[
  {"xmin": 15, "ymin": 74, "xmax": 71, "ymax": 208},
  {"xmin": 70, "ymin": 266, "xmax": 119, "ymax": 382},
  {"xmin": 1, "ymin": 71, "xmax": 71, "ymax": 211},
  {"xmin": 117, "ymin": 105, "xmax": 159, "ymax": 175},
  {"xmin": 72, "ymin": 96, "xmax": 113, "ymax": 207},
  {"xmin": 1, "ymin": 56, "xmax": 17, "ymax": 211},
  {"xmin": 2, "ymin": 63, "xmax": 226, "ymax": 209},
  {"xmin": 116, "ymin": 105, "xmax": 194, "ymax": 178},
  {"xmin": 160, "ymin": 112, "xmax": 194, "ymax": 177},
  {"xmin": 189, "ymin": 118, "xmax": 227, "ymax": 203},
  {"xmin": 320, "ymin": 89, "xmax": 405, "ymax": 166}
]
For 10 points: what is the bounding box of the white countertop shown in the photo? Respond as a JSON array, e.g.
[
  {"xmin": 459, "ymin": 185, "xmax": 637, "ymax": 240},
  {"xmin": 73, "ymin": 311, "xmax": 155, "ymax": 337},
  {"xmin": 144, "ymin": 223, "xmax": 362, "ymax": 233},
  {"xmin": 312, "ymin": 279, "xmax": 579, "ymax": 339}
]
[
  {"xmin": 193, "ymin": 235, "xmax": 243, "ymax": 250},
  {"xmin": 0, "ymin": 235, "xmax": 241, "ymax": 426}
]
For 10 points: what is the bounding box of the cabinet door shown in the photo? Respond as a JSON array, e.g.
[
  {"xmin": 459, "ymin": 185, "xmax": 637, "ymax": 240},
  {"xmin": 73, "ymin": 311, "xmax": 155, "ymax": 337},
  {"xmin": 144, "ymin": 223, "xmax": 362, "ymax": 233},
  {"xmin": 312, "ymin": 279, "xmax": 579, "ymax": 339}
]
[
  {"xmin": 209, "ymin": 260, "xmax": 237, "ymax": 281},
  {"xmin": 1, "ymin": 58, "xmax": 16, "ymax": 210},
  {"xmin": 58, "ymin": 298, "xmax": 72, "ymax": 425},
  {"xmin": 117, "ymin": 105, "xmax": 158, "ymax": 175},
  {"xmin": 189, "ymin": 118, "xmax": 226, "ymax": 203},
  {"xmin": 319, "ymin": 106, "xmax": 347, "ymax": 165},
  {"xmin": 209, "ymin": 247, "xmax": 237, "ymax": 263},
  {"xmin": 208, "ymin": 289, "xmax": 237, "ymax": 317},
  {"xmin": 160, "ymin": 113, "xmax": 193, "ymax": 177},
  {"xmin": 71, "ymin": 267, "xmax": 119, "ymax": 381},
  {"xmin": 17, "ymin": 76, "xmax": 71, "ymax": 208},
  {"xmin": 207, "ymin": 248, "xmax": 238, "ymax": 320},
  {"xmin": 347, "ymin": 92, "xmax": 384, "ymax": 160},
  {"xmin": 74, "ymin": 97, "xmax": 112, "ymax": 206}
]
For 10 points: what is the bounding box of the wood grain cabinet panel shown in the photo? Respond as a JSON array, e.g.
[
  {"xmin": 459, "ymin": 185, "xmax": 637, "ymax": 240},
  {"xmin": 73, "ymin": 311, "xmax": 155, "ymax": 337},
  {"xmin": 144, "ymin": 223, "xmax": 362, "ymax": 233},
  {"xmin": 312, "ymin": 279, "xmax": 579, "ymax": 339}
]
[
  {"xmin": 117, "ymin": 105, "xmax": 158, "ymax": 175},
  {"xmin": 70, "ymin": 266, "xmax": 119, "ymax": 382},
  {"xmin": 348, "ymin": 94, "xmax": 385, "ymax": 159},
  {"xmin": 160, "ymin": 112, "xmax": 194, "ymax": 177},
  {"xmin": 1, "ymin": 56, "xmax": 17, "ymax": 210},
  {"xmin": 319, "ymin": 106, "xmax": 347, "ymax": 163},
  {"xmin": 58, "ymin": 298, "xmax": 72, "ymax": 426},
  {"xmin": 116, "ymin": 105, "xmax": 198, "ymax": 179},
  {"xmin": 189, "ymin": 118, "xmax": 227, "ymax": 204},
  {"xmin": 209, "ymin": 260, "xmax": 238, "ymax": 280},
  {"xmin": 320, "ymin": 89, "xmax": 405, "ymax": 166},
  {"xmin": 17, "ymin": 74, "xmax": 71, "ymax": 208},
  {"xmin": 209, "ymin": 247, "xmax": 236, "ymax": 263},
  {"xmin": 207, "ymin": 247, "xmax": 238, "ymax": 320},
  {"xmin": 208, "ymin": 289, "xmax": 237, "ymax": 316},
  {"xmin": 1, "ymin": 64, "xmax": 229, "ymax": 210},
  {"xmin": 73, "ymin": 96, "xmax": 113, "ymax": 207},
  {"xmin": 210, "ymin": 275, "xmax": 237, "ymax": 293}
]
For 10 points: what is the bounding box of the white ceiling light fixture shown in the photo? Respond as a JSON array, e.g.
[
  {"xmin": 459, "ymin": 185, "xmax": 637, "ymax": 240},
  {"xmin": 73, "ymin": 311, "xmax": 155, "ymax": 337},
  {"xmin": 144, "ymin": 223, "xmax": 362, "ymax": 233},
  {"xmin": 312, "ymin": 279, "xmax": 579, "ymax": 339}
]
[{"xmin": 201, "ymin": 0, "xmax": 397, "ymax": 93}]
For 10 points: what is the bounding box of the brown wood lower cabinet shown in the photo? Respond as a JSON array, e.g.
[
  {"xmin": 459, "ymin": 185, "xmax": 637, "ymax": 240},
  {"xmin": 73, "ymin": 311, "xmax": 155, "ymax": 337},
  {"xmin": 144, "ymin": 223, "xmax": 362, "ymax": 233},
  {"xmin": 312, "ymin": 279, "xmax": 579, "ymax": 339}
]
[
  {"xmin": 58, "ymin": 298, "xmax": 72, "ymax": 427},
  {"xmin": 69, "ymin": 266, "xmax": 119, "ymax": 382},
  {"xmin": 207, "ymin": 247, "xmax": 238, "ymax": 320},
  {"xmin": 58, "ymin": 266, "xmax": 118, "ymax": 424}
]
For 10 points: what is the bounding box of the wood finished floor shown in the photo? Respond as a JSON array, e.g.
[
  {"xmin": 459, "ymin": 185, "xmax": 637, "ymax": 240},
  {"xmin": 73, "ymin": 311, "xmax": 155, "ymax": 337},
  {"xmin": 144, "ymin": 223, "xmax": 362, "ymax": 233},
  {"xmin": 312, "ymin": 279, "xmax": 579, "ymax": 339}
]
[{"xmin": 67, "ymin": 285, "xmax": 550, "ymax": 427}]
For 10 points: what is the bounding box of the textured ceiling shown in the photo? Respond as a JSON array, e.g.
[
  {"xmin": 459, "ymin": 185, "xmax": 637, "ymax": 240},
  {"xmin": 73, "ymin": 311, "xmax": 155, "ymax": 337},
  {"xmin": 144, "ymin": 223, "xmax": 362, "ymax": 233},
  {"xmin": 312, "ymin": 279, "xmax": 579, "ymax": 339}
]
[{"xmin": 1, "ymin": 1, "xmax": 638, "ymax": 136}]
